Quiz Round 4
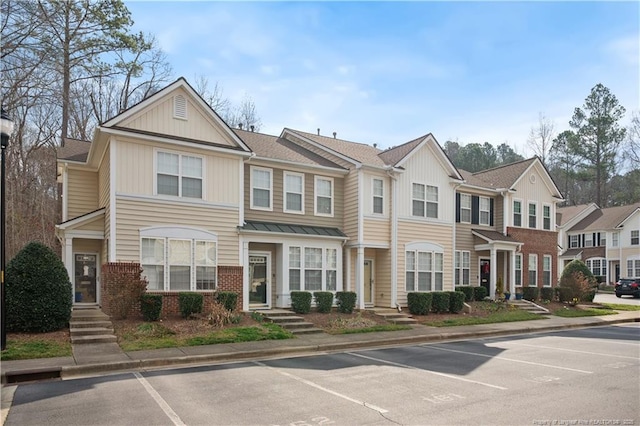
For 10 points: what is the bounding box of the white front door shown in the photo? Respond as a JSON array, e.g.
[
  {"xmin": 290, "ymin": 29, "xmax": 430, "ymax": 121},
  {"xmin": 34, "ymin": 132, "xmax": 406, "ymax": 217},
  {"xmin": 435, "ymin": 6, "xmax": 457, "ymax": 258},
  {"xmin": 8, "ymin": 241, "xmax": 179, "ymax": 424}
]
[{"xmin": 249, "ymin": 252, "xmax": 271, "ymax": 308}]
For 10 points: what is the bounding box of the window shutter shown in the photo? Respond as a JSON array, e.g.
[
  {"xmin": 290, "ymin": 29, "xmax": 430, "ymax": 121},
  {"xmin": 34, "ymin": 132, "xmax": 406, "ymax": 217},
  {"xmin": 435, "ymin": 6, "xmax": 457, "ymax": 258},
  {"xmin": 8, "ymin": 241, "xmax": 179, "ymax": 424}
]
[
  {"xmin": 455, "ymin": 193, "xmax": 461, "ymax": 223},
  {"xmin": 489, "ymin": 198, "xmax": 494, "ymax": 226},
  {"xmin": 581, "ymin": 234, "xmax": 585, "ymax": 247},
  {"xmin": 471, "ymin": 195, "xmax": 479, "ymax": 225}
]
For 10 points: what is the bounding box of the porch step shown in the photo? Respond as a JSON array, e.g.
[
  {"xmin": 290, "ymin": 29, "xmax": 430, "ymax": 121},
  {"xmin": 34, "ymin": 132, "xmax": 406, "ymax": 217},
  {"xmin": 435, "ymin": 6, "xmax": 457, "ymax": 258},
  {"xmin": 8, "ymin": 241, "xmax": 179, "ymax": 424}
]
[
  {"xmin": 69, "ymin": 327, "xmax": 114, "ymax": 336},
  {"xmin": 369, "ymin": 308, "xmax": 418, "ymax": 325},
  {"xmin": 261, "ymin": 310, "xmax": 324, "ymax": 335},
  {"xmin": 71, "ymin": 309, "xmax": 110, "ymax": 321},
  {"xmin": 69, "ymin": 320, "xmax": 113, "ymax": 329},
  {"xmin": 71, "ymin": 335, "xmax": 117, "ymax": 344},
  {"xmin": 70, "ymin": 307, "xmax": 118, "ymax": 345},
  {"xmin": 509, "ymin": 299, "xmax": 550, "ymax": 315}
]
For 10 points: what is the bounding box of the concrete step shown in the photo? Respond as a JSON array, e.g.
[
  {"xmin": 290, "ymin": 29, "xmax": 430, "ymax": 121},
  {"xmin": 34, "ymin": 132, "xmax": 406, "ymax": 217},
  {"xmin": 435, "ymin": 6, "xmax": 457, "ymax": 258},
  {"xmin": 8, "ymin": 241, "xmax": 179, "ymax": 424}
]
[
  {"xmin": 266, "ymin": 316, "xmax": 306, "ymax": 324},
  {"xmin": 370, "ymin": 308, "xmax": 418, "ymax": 324},
  {"xmin": 71, "ymin": 309, "xmax": 110, "ymax": 320},
  {"xmin": 69, "ymin": 320, "xmax": 113, "ymax": 329},
  {"xmin": 71, "ymin": 335, "xmax": 117, "ymax": 344},
  {"xmin": 388, "ymin": 317, "xmax": 418, "ymax": 325},
  {"xmin": 278, "ymin": 321, "xmax": 318, "ymax": 330},
  {"xmin": 509, "ymin": 300, "xmax": 550, "ymax": 314},
  {"xmin": 70, "ymin": 327, "xmax": 114, "ymax": 337},
  {"xmin": 289, "ymin": 327, "xmax": 324, "ymax": 335}
]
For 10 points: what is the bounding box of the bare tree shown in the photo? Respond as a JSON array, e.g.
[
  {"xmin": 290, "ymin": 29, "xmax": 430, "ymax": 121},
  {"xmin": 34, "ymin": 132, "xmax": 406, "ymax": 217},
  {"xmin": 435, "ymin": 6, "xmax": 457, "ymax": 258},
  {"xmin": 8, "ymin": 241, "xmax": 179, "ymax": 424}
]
[
  {"xmin": 625, "ymin": 111, "xmax": 640, "ymax": 165},
  {"xmin": 227, "ymin": 94, "xmax": 262, "ymax": 131},
  {"xmin": 527, "ymin": 112, "xmax": 555, "ymax": 165},
  {"xmin": 193, "ymin": 75, "xmax": 232, "ymax": 120}
]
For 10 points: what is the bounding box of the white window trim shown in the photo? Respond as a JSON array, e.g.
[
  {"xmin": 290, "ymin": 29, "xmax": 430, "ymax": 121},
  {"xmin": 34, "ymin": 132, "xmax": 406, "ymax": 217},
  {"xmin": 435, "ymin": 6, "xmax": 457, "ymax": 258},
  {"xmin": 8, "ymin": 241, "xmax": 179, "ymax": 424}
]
[
  {"xmin": 153, "ymin": 148, "xmax": 205, "ymax": 200},
  {"xmin": 515, "ymin": 253, "xmax": 522, "ymax": 287},
  {"xmin": 513, "ymin": 199, "xmax": 523, "ymax": 227},
  {"xmin": 543, "ymin": 255, "xmax": 552, "ymax": 287},
  {"xmin": 283, "ymin": 171, "xmax": 305, "ymax": 214},
  {"xmin": 528, "ymin": 201, "xmax": 537, "ymax": 229},
  {"xmin": 372, "ymin": 177, "xmax": 384, "ymax": 215},
  {"xmin": 569, "ymin": 234, "xmax": 580, "ymax": 248},
  {"xmin": 627, "ymin": 258, "xmax": 640, "ymax": 277},
  {"xmin": 405, "ymin": 248, "xmax": 444, "ymax": 292},
  {"xmin": 411, "ymin": 182, "xmax": 439, "ymax": 219},
  {"xmin": 528, "ymin": 253, "xmax": 538, "ymax": 286},
  {"xmin": 454, "ymin": 250, "xmax": 470, "ymax": 286},
  {"xmin": 612, "ymin": 232, "xmax": 619, "ymax": 247},
  {"xmin": 479, "ymin": 196, "xmax": 491, "ymax": 226},
  {"xmin": 287, "ymin": 244, "xmax": 341, "ymax": 292},
  {"xmin": 543, "ymin": 203, "xmax": 552, "ymax": 230},
  {"xmin": 314, "ymin": 176, "xmax": 334, "ymax": 217},
  {"xmin": 460, "ymin": 194, "xmax": 471, "ymax": 224},
  {"xmin": 250, "ymin": 166, "xmax": 273, "ymax": 211},
  {"xmin": 631, "ymin": 230, "xmax": 640, "ymax": 246},
  {"xmin": 584, "ymin": 233, "xmax": 593, "ymax": 248}
]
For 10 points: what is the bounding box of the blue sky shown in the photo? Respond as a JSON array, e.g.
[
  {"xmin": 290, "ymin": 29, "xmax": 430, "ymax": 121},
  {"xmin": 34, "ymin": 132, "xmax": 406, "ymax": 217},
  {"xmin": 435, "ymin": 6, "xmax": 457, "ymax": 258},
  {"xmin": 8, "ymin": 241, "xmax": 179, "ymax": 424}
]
[{"xmin": 125, "ymin": 1, "xmax": 639, "ymax": 154}]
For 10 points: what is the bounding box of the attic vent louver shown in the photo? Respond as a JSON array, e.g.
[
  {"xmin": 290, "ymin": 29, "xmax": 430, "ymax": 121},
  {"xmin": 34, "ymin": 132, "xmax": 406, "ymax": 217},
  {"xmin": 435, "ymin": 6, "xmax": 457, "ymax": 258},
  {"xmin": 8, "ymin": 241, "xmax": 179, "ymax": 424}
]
[{"xmin": 174, "ymin": 95, "xmax": 187, "ymax": 119}]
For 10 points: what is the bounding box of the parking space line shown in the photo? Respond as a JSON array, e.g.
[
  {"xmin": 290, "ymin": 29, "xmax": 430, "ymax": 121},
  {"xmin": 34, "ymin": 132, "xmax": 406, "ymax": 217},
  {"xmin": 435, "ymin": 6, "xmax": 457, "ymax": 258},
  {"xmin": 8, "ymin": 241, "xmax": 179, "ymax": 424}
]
[
  {"xmin": 424, "ymin": 345, "xmax": 593, "ymax": 374},
  {"xmin": 347, "ymin": 352, "xmax": 507, "ymax": 390},
  {"xmin": 134, "ymin": 372, "xmax": 186, "ymax": 426},
  {"xmin": 502, "ymin": 342, "xmax": 640, "ymax": 360},
  {"xmin": 253, "ymin": 361, "xmax": 389, "ymax": 414}
]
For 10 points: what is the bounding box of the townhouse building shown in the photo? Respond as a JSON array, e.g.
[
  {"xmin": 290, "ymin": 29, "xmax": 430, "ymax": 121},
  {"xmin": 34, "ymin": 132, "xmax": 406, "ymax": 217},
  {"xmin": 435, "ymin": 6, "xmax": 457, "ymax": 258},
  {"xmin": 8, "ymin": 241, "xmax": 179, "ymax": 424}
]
[
  {"xmin": 558, "ymin": 202, "xmax": 640, "ymax": 284},
  {"xmin": 56, "ymin": 77, "xmax": 568, "ymax": 313}
]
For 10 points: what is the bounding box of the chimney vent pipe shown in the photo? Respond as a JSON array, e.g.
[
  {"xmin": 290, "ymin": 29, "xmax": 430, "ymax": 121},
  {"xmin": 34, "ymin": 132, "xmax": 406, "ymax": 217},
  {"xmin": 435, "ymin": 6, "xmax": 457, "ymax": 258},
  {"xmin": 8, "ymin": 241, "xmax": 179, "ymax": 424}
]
[{"xmin": 333, "ymin": 132, "xmax": 337, "ymax": 139}]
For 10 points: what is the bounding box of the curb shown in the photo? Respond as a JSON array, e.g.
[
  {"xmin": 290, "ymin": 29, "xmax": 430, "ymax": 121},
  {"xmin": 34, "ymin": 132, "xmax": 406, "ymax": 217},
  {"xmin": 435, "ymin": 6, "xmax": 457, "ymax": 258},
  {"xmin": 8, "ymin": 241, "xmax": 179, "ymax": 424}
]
[{"xmin": 3, "ymin": 317, "xmax": 638, "ymax": 384}]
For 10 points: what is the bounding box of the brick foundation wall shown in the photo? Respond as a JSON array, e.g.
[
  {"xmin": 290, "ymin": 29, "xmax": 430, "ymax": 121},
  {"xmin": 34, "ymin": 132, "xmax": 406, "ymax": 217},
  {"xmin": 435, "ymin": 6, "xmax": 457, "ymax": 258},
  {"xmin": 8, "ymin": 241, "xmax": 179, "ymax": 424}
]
[
  {"xmin": 508, "ymin": 227, "xmax": 558, "ymax": 287},
  {"xmin": 101, "ymin": 262, "xmax": 146, "ymax": 318},
  {"xmin": 101, "ymin": 263, "xmax": 244, "ymax": 317}
]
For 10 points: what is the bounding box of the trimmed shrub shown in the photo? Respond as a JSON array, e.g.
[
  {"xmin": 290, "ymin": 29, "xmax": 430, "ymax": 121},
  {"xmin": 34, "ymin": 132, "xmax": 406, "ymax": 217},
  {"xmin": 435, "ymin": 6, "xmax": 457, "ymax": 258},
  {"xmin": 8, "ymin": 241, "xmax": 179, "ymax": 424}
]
[
  {"xmin": 407, "ymin": 292, "xmax": 432, "ymax": 315},
  {"xmin": 456, "ymin": 286, "xmax": 474, "ymax": 302},
  {"xmin": 560, "ymin": 260, "xmax": 597, "ymax": 287},
  {"xmin": 140, "ymin": 294, "xmax": 162, "ymax": 321},
  {"xmin": 473, "ymin": 286, "xmax": 488, "ymax": 301},
  {"xmin": 557, "ymin": 286, "xmax": 573, "ymax": 303},
  {"xmin": 448, "ymin": 291, "xmax": 465, "ymax": 313},
  {"xmin": 291, "ymin": 291, "xmax": 312, "ymax": 314},
  {"xmin": 314, "ymin": 291, "xmax": 334, "ymax": 313},
  {"xmin": 431, "ymin": 292, "xmax": 450, "ymax": 313},
  {"xmin": 6, "ymin": 242, "xmax": 73, "ymax": 332},
  {"xmin": 523, "ymin": 286, "xmax": 539, "ymax": 301},
  {"xmin": 582, "ymin": 290, "xmax": 596, "ymax": 303},
  {"xmin": 540, "ymin": 287, "xmax": 554, "ymax": 301},
  {"xmin": 215, "ymin": 291, "xmax": 238, "ymax": 312},
  {"xmin": 179, "ymin": 292, "xmax": 203, "ymax": 318},
  {"xmin": 559, "ymin": 262, "xmax": 597, "ymax": 303},
  {"xmin": 336, "ymin": 291, "xmax": 357, "ymax": 314}
]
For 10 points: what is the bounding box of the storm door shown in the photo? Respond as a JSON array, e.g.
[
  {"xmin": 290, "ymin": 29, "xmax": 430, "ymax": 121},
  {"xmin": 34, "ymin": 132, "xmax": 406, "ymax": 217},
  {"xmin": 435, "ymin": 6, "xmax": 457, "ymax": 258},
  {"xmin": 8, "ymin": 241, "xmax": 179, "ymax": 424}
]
[{"xmin": 75, "ymin": 254, "xmax": 97, "ymax": 303}]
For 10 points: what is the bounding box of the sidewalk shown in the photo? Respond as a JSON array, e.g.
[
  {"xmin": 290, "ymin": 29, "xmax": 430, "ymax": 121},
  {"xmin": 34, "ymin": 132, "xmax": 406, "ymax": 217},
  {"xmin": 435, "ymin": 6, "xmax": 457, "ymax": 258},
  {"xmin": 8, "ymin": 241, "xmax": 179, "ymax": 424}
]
[{"xmin": 1, "ymin": 310, "xmax": 639, "ymax": 384}]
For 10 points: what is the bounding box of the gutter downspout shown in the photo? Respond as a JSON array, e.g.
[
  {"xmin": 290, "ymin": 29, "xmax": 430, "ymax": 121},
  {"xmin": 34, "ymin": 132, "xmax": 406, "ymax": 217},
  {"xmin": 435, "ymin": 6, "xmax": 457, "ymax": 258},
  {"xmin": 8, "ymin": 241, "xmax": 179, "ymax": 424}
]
[{"xmin": 452, "ymin": 183, "xmax": 462, "ymax": 289}]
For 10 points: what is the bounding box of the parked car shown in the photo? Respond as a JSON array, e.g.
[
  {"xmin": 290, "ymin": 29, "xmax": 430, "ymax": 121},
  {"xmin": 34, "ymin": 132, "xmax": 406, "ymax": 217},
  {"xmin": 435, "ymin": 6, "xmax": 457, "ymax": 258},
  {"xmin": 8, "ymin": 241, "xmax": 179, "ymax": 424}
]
[{"xmin": 615, "ymin": 278, "xmax": 640, "ymax": 298}]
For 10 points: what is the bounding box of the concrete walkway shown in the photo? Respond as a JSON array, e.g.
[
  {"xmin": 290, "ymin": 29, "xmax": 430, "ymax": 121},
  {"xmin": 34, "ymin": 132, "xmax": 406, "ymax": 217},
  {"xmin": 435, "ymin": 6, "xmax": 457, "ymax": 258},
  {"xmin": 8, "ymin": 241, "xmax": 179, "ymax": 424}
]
[{"xmin": 1, "ymin": 309, "xmax": 638, "ymax": 384}]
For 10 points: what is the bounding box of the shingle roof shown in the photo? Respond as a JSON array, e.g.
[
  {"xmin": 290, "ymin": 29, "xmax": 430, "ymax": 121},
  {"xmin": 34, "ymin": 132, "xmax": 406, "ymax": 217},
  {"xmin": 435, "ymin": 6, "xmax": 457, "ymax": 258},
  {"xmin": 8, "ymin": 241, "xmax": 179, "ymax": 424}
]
[
  {"xmin": 240, "ymin": 220, "xmax": 347, "ymax": 238},
  {"xmin": 560, "ymin": 248, "xmax": 583, "ymax": 258},
  {"xmin": 557, "ymin": 204, "xmax": 594, "ymax": 226},
  {"xmin": 461, "ymin": 158, "xmax": 537, "ymax": 189},
  {"xmin": 472, "ymin": 229, "xmax": 521, "ymax": 243},
  {"xmin": 285, "ymin": 129, "xmax": 386, "ymax": 167},
  {"xmin": 378, "ymin": 135, "xmax": 425, "ymax": 166},
  {"xmin": 58, "ymin": 138, "xmax": 91, "ymax": 162},
  {"xmin": 570, "ymin": 202, "xmax": 640, "ymax": 232},
  {"xmin": 234, "ymin": 129, "xmax": 344, "ymax": 169}
]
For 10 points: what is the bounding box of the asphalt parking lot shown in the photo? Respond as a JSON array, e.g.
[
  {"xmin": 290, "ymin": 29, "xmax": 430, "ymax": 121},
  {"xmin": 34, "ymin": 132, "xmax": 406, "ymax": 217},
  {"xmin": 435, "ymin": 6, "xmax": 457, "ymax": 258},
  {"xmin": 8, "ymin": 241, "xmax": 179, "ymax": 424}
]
[{"xmin": 4, "ymin": 324, "xmax": 639, "ymax": 426}]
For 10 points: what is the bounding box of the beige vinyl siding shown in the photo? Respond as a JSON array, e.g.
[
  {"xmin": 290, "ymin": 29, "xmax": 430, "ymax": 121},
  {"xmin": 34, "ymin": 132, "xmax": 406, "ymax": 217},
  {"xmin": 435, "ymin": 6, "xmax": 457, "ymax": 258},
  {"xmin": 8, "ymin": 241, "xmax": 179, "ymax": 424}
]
[
  {"xmin": 74, "ymin": 217, "xmax": 104, "ymax": 232},
  {"xmin": 116, "ymin": 138, "xmax": 241, "ymax": 204},
  {"xmin": 67, "ymin": 169, "xmax": 99, "ymax": 218},
  {"xmin": 343, "ymin": 171, "xmax": 359, "ymax": 240},
  {"xmin": 244, "ymin": 164, "xmax": 344, "ymax": 229},
  {"xmin": 454, "ymin": 222, "xmax": 478, "ymax": 287},
  {"xmin": 120, "ymin": 88, "xmax": 237, "ymax": 147},
  {"xmin": 363, "ymin": 218, "xmax": 390, "ymax": 242},
  {"xmin": 396, "ymin": 220, "xmax": 454, "ymax": 306},
  {"xmin": 363, "ymin": 172, "xmax": 390, "ymax": 217},
  {"xmin": 396, "ymin": 144, "xmax": 455, "ymax": 222},
  {"xmin": 98, "ymin": 149, "xmax": 111, "ymax": 262},
  {"xmin": 372, "ymin": 248, "xmax": 392, "ymax": 307},
  {"xmin": 511, "ymin": 163, "xmax": 557, "ymax": 230},
  {"xmin": 115, "ymin": 197, "xmax": 240, "ymax": 265},
  {"xmin": 73, "ymin": 239, "xmax": 102, "ymax": 254},
  {"xmin": 494, "ymin": 196, "xmax": 504, "ymax": 231}
]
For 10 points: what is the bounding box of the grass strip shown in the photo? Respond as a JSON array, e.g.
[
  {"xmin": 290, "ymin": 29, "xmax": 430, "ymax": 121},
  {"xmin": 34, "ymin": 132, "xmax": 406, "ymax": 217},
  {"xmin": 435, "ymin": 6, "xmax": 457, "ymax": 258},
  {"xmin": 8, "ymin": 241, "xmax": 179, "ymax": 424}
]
[
  {"xmin": 553, "ymin": 308, "xmax": 618, "ymax": 317},
  {"xmin": 329, "ymin": 324, "xmax": 412, "ymax": 335},
  {"xmin": 1, "ymin": 340, "xmax": 72, "ymax": 361},
  {"xmin": 600, "ymin": 303, "xmax": 640, "ymax": 311},
  {"xmin": 422, "ymin": 311, "xmax": 543, "ymax": 327}
]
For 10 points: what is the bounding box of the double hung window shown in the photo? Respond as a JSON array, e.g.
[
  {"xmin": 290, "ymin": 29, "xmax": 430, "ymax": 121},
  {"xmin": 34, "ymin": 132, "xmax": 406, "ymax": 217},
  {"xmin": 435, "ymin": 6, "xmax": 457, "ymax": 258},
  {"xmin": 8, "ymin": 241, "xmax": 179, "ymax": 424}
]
[
  {"xmin": 373, "ymin": 179, "xmax": 384, "ymax": 214},
  {"xmin": 412, "ymin": 183, "xmax": 438, "ymax": 218},
  {"xmin": 289, "ymin": 246, "xmax": 339, "ymax": 291},
  {"xmin": 455, "ymin": 251, "xmax": 470, "ymax": 285},
  {"xmin": 513, "ymin": 201, "xmax": 522, "ymax": 227},
  {"xmin": 528, "ymin": 254, "xmax": 537, "ymax": 286},
  {"xmin": 284, "ymin": 172, "xmax": 304, "ymax": 213},
  {"xmin": 157, "ymin": 152, "xmax": 203, "ymax": 198},
  {"xmin": 528, "ymin": 203, "xmax": 537, "ymax": 229},
  {"xmin": 315, "ymin": 177, "xmax": 333, "ymax": 216},
  {"xmin": 251, "ymin": 167, "xmax": 272, "ymax": 210},
  {"xmin": 406, "ymin": 250, "xmax": 443, "ymax": 291}
]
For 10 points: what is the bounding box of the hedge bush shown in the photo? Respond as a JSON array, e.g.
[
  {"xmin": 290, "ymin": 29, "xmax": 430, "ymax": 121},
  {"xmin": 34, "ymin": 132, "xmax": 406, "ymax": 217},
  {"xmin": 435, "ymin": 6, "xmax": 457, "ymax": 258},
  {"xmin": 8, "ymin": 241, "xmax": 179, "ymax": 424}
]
[
  {"xmin": 431, "ymin": 292, "xmax": 450, "ymax": 313},
  {"xmin": 540, "ymin": 287, "xmax": 554, "ymax": 301},
  {"xmin": 6, "ymin": 242, "xmax": 72, "ymax": 332},
  {"xmin": 291, "ymin": 291, "xmax": 312, "ymax": 314},
  {"xmin": 560, "ymin": 260, "xmax": 596, "ymax": 286},
  {"xmin": 523, "ymin": 287, "xmax": 539, "ymax": 301},
  {"xmin": 473, "ymin": 286, "xmax": 488, "ymax": 301},
  {"xmin": 556, "ymin": 286, "xmax": 573, "ymax": 303},
  {"xmin": 336, "ymin": 291, "xmax": 357, "ymax": 314},
  {"xmin": 179, "ymin": 292, "xmax": 203, "ymax": 318},
  {"xmin": 140, "ymin": 294, "xmax": 162, "ymax": 321},
  {"xmin": 456, "ymin": 286, "xmax": 474, "ymax": 302},
  {"xmin": 314, "ymin": 291, "xmax": 334, "ymax": 313},
  {"xmin": 559, "ymin": 261, "xmax": 597, "ymax": 303},
  {"xmin": 407, "ymin": 292, "xmax": 432, "ymax": 315},
  {"xmin": 448, "ymin": 291, "xmax": 465, "ymax": 313},
  {"xmin": 215, "ymin": 291, "xmax": 238, "ymax": 312}
]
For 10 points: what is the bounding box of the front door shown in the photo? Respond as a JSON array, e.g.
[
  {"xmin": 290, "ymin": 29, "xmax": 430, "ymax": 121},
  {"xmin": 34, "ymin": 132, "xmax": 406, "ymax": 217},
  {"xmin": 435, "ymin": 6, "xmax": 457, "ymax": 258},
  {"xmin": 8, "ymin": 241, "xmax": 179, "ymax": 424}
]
[
  {"xmin": 75, "ymin": 253, "xmax": 97, "ymax": 304},
  {"xmin": 480, "ymin": 258, "xmax": 490, "ymax": 296},
  {"xmin": 364, "ymin": 259, "xmax": 374, "ymax": 305},
  {"xmin": 249, "ymin": 253, "xmax": 270, "ymax": 308}
]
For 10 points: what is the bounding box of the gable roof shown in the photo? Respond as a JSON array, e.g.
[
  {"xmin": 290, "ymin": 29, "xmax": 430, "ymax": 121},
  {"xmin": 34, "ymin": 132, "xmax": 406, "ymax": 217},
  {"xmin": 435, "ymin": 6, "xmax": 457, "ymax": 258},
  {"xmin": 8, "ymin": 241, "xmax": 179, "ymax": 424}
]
[
  {"xmin": 234, "ymin": 129, "xmax": 345, "ymax": 170},
  {"xmin": 378, "ymin": 135, "xmax": 423, "ymax": 166},
  {"xmin": 58, "ymin": 137, "xmax": 91, "ymax": 162},
  {"xmin": 557, "ymin": 203, "xmax": 598, "ymax": 226},
  {"xmin": 569, "ymin": 202, "xmax": 640, "ymax": 232}
]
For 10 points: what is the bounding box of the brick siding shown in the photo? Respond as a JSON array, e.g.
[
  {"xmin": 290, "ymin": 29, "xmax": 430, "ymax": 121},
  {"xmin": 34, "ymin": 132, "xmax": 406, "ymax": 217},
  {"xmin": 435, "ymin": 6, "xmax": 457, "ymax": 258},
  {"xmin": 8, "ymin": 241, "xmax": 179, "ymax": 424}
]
[{"xmin": 507, "ymin": 227, "xmax": 558, "ymax": 287}]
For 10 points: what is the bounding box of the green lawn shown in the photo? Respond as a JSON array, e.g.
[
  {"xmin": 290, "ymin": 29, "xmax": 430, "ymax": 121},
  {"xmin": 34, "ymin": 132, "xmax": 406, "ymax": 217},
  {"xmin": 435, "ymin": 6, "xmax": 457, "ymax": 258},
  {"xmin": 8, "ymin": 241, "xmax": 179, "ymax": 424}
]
[
  {"xmin": 421, "ymin": 310, "xmax": 543, "ymax": 327},
  {"xmin": 601, "ymin": 303, "xmax": 640, "ymax": 311},
  {"xmin": 553, "ymin": 307, "xmax": 618, "ymax": 317},
  {"xmin": 329, "ymin": 324, "xmax": 412, "ymax": 335},
  {"xmin": 1, "ymin": 340, "xmax": 72, "ymax": 361}
]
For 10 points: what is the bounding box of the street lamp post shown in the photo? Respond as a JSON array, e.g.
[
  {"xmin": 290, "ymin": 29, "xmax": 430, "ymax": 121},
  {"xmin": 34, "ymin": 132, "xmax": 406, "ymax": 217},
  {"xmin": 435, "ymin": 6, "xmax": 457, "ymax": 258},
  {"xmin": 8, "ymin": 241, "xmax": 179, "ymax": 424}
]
[{"xmin": 1, "ymin": 108, "xmax": 15, "ymax": 351}]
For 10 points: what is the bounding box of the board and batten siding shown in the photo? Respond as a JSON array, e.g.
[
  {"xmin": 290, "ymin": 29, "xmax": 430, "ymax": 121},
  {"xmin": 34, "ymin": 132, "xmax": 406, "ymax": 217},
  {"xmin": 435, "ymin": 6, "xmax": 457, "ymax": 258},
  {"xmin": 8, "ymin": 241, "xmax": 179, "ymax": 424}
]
[
  {"xmin": 396, "ymin": 220, "xmax": 454, "ymax": 306},
  {"xmin": 116, "ymin": 138, "xmax": 241, "ymax": 205},
  {"xmin": 114, "ymin": 197, "xmax": 240, "ymax": 265},
  {"xmin": 119, "ymin": 88, "xmax": 237, "ymax": 147},
  {"xmin": 510, "ymin": 162, "xmax": 558, "ymax": 230},
  {"xmin": 395, "ymin": 144, "xmax": 455, "ymax": 222},
  {"xmin": 67, "ymin": 168, "xmax": 99, "ymax": 219},
  {"xmin": 243, "ymin": 164, "xmax": 344, "ymax": 229}
]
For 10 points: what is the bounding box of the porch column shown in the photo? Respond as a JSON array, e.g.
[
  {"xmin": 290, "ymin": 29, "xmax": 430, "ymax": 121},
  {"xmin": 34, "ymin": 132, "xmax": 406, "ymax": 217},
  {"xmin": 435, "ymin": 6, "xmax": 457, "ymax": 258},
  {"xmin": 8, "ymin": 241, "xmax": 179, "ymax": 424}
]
[
  {"xmin": 509, "ymin": 250, "xmax": 516, "ymax": 297},
  {"xmin": 64, "ymin": 238, "xmax": 73, "ymax": 303},
  {"xmin": 490, "ymin": 247, "xmax": 497, "ymax": 299},
  {"xmin": 345, "ymin": 248, "xmax": 351, "ymax": 292},
  {"xmin": 242, "ymin": 240, "xmax": 250, "ymax": 311},
  {"xmin": 356, "ymin": 246, "xmax": 365, "ymax": 310}
]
